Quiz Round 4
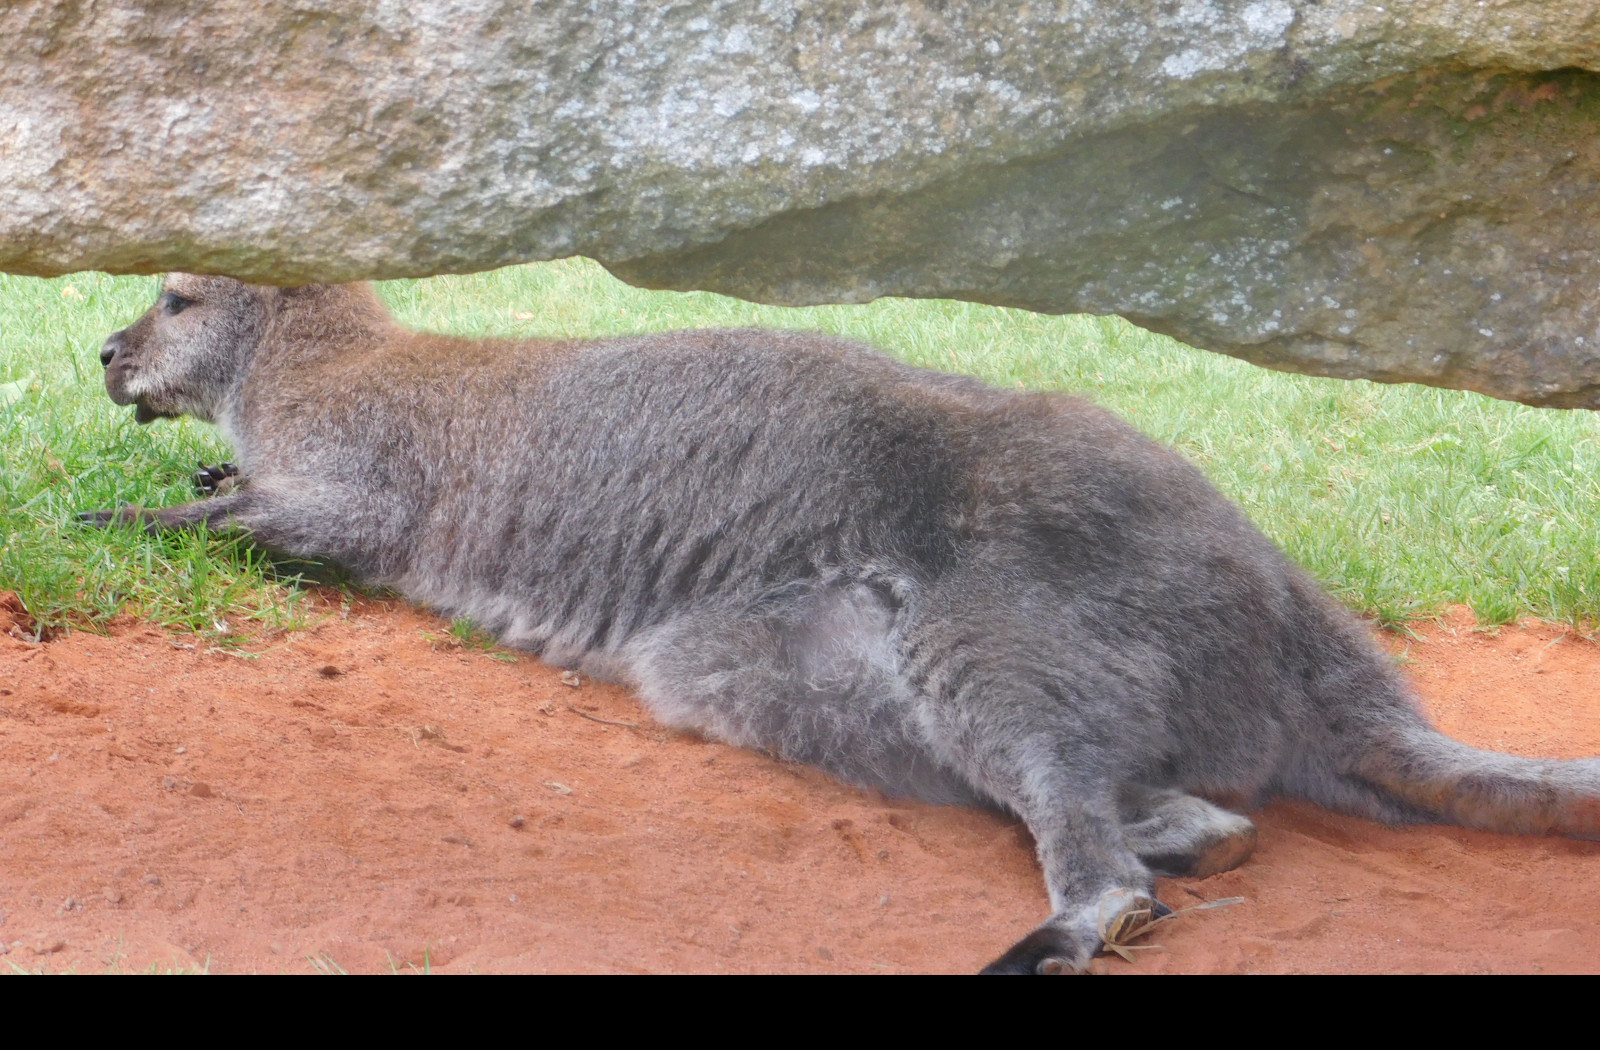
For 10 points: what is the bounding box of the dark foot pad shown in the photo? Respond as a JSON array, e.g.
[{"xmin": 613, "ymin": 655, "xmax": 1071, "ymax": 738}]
[{"xmin": 980, "ymin": 926, "xmax": 1095, "ymax": 975}]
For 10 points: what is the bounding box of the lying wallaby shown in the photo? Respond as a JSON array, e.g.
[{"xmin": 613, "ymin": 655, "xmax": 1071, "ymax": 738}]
[{"xmin": 88, "ymin": 274, "xmax": 1600, "ymax": 974}]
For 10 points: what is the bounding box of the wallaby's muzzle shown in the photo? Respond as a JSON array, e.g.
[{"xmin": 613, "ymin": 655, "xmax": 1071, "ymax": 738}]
[
  {"xmin": 99, "ymin": 326, "xmax": 162, "ymax": 421},
  {"xmin": 99, "ymin": 330, "xmax": 124, "ymax": 368},
  {"xmin": 100, "ymin": 327, "xmax": 141, "ymax": 408}
]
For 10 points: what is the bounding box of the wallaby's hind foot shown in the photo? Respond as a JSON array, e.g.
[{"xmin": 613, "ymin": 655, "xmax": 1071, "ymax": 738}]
[
  {"xmin": 1184, "ymin": 822, "xmax": 1259, "ymax": 879},
  {"xmin": 981, "ymin": 925, "xmax": 1097, "ymax": 975},
  {"xmin": 1119, "ymin": 785, "xmax": 1259, "ymax": 878},
  {"xmin": 982, "ymin": 890, "xmax": 1172, "ymax": 974}
]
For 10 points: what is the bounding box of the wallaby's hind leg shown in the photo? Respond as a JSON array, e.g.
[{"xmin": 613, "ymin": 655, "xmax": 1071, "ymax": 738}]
[
  {"xmin": 630, "ymin": 589, "xmax": 1179, "ymax": 975},
  {"xmin": 896, "ymin": 627, "xmax": 1172, "ymax": 974},
  {"xmin": 976, "ymin": 790, "xmax": 1169, "ymax": 976},
  {"xmin": 1118, "ymin": 784, "xmax": 1258, "ymax": 879}
]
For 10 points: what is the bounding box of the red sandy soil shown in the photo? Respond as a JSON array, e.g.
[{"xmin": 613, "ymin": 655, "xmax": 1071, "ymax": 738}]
[{"xmin": 1, "ymin": 592, "xmax": 1596, "ymax": 974}]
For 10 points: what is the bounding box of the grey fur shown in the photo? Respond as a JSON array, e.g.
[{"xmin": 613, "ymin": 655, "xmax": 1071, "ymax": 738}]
[{"xmin": 91, "ymin": 275, "xmax": 1600, "ymax": 974}]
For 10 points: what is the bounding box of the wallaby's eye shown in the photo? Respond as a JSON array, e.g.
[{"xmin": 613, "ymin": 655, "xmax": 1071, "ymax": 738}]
[{"xmin": 161, "ymin": 292, "xmax": 194, "ymax": 316}]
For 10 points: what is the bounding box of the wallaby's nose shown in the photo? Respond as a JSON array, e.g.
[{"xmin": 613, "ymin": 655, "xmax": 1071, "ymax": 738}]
[{"xmin": 100, "ymin": 331, "xmax": 124, "ymax": 368}]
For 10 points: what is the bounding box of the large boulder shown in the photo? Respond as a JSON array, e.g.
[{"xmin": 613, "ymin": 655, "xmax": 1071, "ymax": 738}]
[{"xmin": 3, "ymin": 1, "xmax": 1598, "ymax": 406}]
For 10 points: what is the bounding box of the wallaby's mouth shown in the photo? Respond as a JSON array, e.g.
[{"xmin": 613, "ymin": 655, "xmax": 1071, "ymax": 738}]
[
  {"xmin": 133, "ymin": 402, "xmax": 174, "ymax": 425},
  {"xmin": 108, "ymin": 378, "xmax": 175, "ymax": 424}
]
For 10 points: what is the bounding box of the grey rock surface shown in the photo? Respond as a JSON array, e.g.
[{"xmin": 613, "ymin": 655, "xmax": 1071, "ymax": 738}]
[{"xmin": 3, "ymin": 1, "xmax": 1599, "ymax": 406}]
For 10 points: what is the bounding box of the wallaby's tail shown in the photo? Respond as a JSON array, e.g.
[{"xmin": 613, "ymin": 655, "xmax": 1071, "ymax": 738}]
[{"xmin": 1353, "ymin": 721, "xmax": 1600, "ymax": 840}]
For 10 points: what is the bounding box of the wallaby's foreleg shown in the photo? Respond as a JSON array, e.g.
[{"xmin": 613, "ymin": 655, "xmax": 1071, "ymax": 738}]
[
  {"xmin": 78, "ymin": 491, "xmax": 255, "ymax": 534},
  {"xmin": 1117, "ymin": 784, "xmax": 1259, "ymax": 879},
  {"xmin": 84, "ymin": 477, "xmax": 396, "ymax": 580},
  {"xmin": 77, "ymin": 482, "xmax": 316, "ymax": 555},
  {"xmin": 1351, "ymin": 720, "xmax": 1600, "ymax": 839}
]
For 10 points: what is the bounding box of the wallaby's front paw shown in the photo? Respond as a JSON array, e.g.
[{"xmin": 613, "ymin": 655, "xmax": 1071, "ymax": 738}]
[{"xmin": 193, "ymin": 461, "xmax": 240, "ymax": 497}]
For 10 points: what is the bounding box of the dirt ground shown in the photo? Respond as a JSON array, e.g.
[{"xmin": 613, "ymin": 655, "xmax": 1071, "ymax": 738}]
[{"xmin": 1, "ymin": 592, "xmax": 1596, "ymax": 974}]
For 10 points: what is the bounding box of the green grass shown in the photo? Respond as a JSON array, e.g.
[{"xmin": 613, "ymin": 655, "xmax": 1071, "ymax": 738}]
[{"xmin": 2, "ymin": 259, "xmax": 1597, "ymax": 638}]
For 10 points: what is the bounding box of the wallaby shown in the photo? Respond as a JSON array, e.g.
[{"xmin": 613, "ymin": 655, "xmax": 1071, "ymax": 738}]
[{"xmin": 88, "ymin": 274, "xmax": 1600, "ymax": 974}]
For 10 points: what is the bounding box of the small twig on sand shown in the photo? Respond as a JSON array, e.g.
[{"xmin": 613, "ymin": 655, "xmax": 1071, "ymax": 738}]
[
  {"xmin": 1099, "ymin": 895, "xmax": 1246, "ymax": 963},
  {"xmin": 565, "ymin": 704, "xmax": 638, "ymax": 729}
]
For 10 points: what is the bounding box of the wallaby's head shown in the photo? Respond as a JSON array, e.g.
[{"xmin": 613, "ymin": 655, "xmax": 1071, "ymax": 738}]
[{"xmin": 100, "ymin": 273, "xmax": 270, "ymax": 424}]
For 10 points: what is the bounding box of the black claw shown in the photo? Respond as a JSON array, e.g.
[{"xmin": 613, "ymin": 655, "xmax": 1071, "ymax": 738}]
[
  {"xmin": 76, "ymin": 509, "xmax": 118, "ymax": 528},
  {"xmin": 192, "ymin": 461, "xmax": 240, "ymax": 496},
  {"xmin": 980, "ymin": 926, "xmax": 1092, "ymax": 975},
  {"xmin": 1151, "ymin": 898, "xmax": 1174, "ymax": 919}
]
